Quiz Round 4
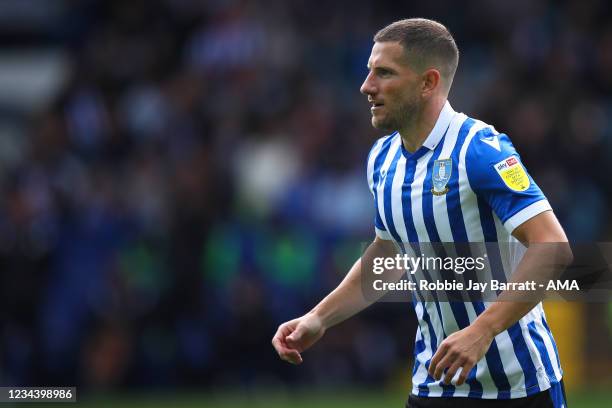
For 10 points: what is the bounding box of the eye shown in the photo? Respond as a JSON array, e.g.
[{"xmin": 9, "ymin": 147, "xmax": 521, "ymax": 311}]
[{"xmin": 377, "ymin": 69, "xmax": 393, "ymax": 78}]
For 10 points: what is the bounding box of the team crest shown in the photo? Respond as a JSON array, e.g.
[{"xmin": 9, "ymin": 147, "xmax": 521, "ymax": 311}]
[{"xmin": 432, "ymin": 158, "xmax": 452, "ymax": 196}]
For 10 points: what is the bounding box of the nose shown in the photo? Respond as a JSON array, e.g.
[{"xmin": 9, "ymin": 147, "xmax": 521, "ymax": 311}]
[{"xmin": 360, "ymin": 71, "xmax": 376, "ymax": 96}]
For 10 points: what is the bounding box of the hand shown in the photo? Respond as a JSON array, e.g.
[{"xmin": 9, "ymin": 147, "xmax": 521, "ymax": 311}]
[
  {"xmin": 272, "ymin": 312, "xmax": 326, "ymax": 365},
  {"xmin": 428, "ymin": 323, "xmax": 494, "ymax": 385}
]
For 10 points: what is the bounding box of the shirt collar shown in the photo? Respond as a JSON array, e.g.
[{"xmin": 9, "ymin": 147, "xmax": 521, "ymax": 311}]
[{"xmin": 421, "ymin": 101, "xmax": 455, "ymax": 150}]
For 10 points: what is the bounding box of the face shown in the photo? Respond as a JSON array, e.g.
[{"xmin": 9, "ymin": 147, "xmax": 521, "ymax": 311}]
[{"xmin": 360, "ymin": 41, "xmax": 422, "ymax": 132}]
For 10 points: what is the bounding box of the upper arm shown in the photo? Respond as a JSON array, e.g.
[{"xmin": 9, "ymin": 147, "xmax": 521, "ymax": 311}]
[
  {"xmin": 367, "ymin": 136, "xmax": 394, "ymax": 240},
  {"xmin": 465, "ymin": 128, "xmax": 551, "ymax": 235},
  {"xmin": 511, "ymin": 210, "xmax": 568, "ymax": 244}
]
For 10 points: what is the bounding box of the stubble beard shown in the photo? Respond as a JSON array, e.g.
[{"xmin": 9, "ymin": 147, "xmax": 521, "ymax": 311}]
[{"xmin": 371, "ymin": 98, "xmax": 419, "ymax": 133}]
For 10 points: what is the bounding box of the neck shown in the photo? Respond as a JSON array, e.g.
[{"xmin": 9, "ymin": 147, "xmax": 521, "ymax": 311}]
[{"xmin": 398, "ymin": 97, "xmax": 446, "ymax": 153}]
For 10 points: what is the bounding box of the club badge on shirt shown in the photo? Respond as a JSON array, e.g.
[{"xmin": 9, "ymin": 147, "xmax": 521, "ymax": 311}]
[
  {"xmin": 432, "ymin": 158, "xmax": 452, "ymax": 196},
  {"xmin": 493, "ymin": 156, "xmax": 530, "ymax": 191}
]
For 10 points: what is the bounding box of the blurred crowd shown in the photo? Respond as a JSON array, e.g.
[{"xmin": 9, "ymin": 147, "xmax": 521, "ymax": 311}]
[{"xmin": 0, "ymin": 0, "xmax": 611, "ymax": 392}]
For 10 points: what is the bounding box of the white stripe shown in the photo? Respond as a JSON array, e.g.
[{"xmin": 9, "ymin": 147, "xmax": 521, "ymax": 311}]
[
  {"xmin": 458, "ymin": 120, "xmax": 531, "ymax": 396},
  {"xmin": 410, "ymin": 151, "xmax": 447, "ymax": 356},
  {"xmin": 432, "ymin": 112, "xmax": 466, "ymax": 242},
  {"xmin": 411, "ymin": 151, "xmax": 434, "ymax": 241},
  {"xmin": 411, "ymin": 326, "xmax": 431, "ymax": 394},
  {"xmin": 494, "ymin": 214, "xmax": 516, "ymax": 284},
  {"xmin": 458, "ymin": 121, "xmax": 489, "ymax": 242},
  {"xmin": 367, "ymin": 137, "xmax": 386, "ymax": 194},
  {"xmin": 374, "ymin": 136, "xmax": 402, "ymax": 234},
  {"xmin": 503, "ymin": 200, "xmax": 552, "ymax": 233},
  {"xmin": 425, "ymin": 113, "xmax": 474, "ymax": 396},
  {"xmin": 496, "ymin": 331, "xmax": 528, "ymax": 398},
  {"xmin": 369, "ymin": 136, "xmax": 391, "ymax": 240},
  {"xmin": 519, "ymin": 318, "xmax": 552, "ymax": 391},
  {"xmin": 464, "ymin": 301, "xmax": 499, "ymax": 397},
  {"xmin": 390, "ymin": 155, "xmax": 408, "ymax": 242},
  {"xmin": 412, "ymin": 302, "xmax": 439, "ymax": 395},
  {"xmin": 538, "ymin": 315, "xmax": 563, "ymax": 381}
]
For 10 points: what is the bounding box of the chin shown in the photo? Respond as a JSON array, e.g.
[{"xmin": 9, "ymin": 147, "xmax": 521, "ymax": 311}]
[{"xmin": 371, "ymin": 117, "xmax": 393, "ymax": 132}]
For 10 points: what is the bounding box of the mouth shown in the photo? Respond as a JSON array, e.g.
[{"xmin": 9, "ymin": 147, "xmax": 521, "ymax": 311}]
[{"xmin": 370, "ymin": 102, "xmax": 384, "ymax": 113}]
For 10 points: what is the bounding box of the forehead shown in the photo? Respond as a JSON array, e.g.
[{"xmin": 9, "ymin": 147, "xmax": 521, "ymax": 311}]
[{"xmin": 367, "ymin": 41, "xmax": 409, "ymax": 68}]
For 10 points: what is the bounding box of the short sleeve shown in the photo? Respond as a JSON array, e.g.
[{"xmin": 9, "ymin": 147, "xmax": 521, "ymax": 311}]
[
  {"xmin": 465, "ymin": 128, "xmax": 551, "ymax": 234},
  {"xmin": 367, "ymin": 136, "xmax": 393, "ymax": 240}
]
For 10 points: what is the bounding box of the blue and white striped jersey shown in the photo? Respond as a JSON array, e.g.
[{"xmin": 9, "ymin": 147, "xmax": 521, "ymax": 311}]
[{"xmin": 366, "ymin": 102, "xmax": 563, "ymax": 399}]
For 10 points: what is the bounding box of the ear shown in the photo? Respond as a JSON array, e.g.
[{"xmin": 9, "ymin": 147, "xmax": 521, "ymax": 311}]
[{"xmin": 421, "ymin": 68, "xmax": 441, "ymax": 97}]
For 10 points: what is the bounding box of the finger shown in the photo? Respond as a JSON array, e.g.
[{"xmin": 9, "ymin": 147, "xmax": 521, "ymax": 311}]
[
  {"xmin": 428, "ymin": 343, "xmax": 448, "ymax": 377},
  {"xmin": 286, "ymin": 324, "xmax": 306, "ymax": 345},
  {"xmin": 280, "ymin": 349, "xmax": 303, "ymax": 365},
  {"xmin": 286, "ymin": 331, "xmax": 311, "ymax": 351},
  {"xmin": 272, "ymin": 334, "xmax": 303, "ymax": 364},
  {"xmin": 456, "ymin": 362, "xmax": 476, "ymax": 386},
  {"xmin": 272, "ymin": 335, "xmax": 291, "ymax": 355},
  {"xmin": 272, "ymin": 328, "xmax": 289, "ymax": 353},
  {"xmin": 443, "ymin": 360, "xmax": 464, "ymax": 384},
  {"xmin": 272, "ymin": 323, "xmax": 298, "ymax": 354},
  {"xmin": 274, "ymin": 322, "xmax": 295, "ymax": 340},
  {"xmin": 432, "ymin": 353, "xmax": 455, "ymax": 380}
]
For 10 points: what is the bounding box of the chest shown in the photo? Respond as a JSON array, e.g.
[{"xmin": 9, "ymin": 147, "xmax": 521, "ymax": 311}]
[{"xmin": 373, "ymin": 152, "xmax": 477, "ymax": 242}]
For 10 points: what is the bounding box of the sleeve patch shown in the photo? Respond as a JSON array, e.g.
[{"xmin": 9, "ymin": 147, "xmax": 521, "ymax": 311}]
[{"xmin": 493, "ymin": 156, "xmax": 530, "ymax": 192}]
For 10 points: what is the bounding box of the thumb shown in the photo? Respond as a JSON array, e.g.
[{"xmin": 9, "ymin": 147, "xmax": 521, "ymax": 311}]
[{"xmin": 286, "ymin": 325, "xmax": 306, "ymax": 344}]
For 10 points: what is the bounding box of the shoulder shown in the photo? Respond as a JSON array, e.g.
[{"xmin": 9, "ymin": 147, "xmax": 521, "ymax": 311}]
[
  {"xmin": 366, "ymin": 132, "xmax": 399, "ymax": 171},
  {"xmin": 366, "ymin": 132, "xmax": 399, "ymax": 187},
  {"xmin": 367, "ymin": 132, "xmax": 399, "ymax": 162},
  {"xmin": 460, "ymin": 116, "xmax": 538, "ymax": 198},
  {"xmin": 462, "ymin": 117, "xmax": 518, "ymax": 166}
]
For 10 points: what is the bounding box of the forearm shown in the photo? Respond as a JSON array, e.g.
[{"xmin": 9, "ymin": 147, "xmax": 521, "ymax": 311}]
[
  {"xmin": 310, "ymin": 237, "xmax": 399, "ymax": 329},
  {"xmin": 472, "ymin": 241, "xmax": 573, "ymax": 337},
  {"xmin": 309, "ymin": 257, "xmax": 369, "ymax": 329}
]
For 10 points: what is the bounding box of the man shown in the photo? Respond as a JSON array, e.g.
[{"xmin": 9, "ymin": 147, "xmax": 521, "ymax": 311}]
[{"xmin": 272, "ymin": 18, "xmax": 572, "ymax": 407}]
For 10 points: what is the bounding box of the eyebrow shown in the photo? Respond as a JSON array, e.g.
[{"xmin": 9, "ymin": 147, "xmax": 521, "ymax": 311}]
[{"xmin": 368, "ymin": 65, "xmax": 396, "ymax": 74}]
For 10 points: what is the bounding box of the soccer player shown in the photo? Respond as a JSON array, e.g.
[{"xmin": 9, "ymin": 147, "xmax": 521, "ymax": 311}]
[{"xmin": 272, "ymin": 18, "xmax": 572, "ymax": 408}]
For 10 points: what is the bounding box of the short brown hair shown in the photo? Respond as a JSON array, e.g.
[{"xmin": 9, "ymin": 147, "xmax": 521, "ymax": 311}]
[{"xmin": 374, "ymin": 18, "xmax": 459, "ymax": 91}]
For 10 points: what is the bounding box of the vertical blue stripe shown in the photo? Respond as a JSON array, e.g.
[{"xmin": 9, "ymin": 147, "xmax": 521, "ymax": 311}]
[
  {"xmin": 413, "ymin": 328, "xmax": 426, "ymax": 377},
  {"xmin": 528, "ymin": 321, "xmax": 557, "ymax": 382},
  {"xmin": 541, "ymin": 317, "xmax": 562, "ymax": 373},
  {"xmin": 371, "ymin": 134, "xmax": 395, "ymax": 190},
  {"xmin": 372, "ymin": 135, "xmax": 395, "ymax": 232},
  {"xmin": 465, "ymin": 365, "xmax": 483, "ymax": 398},
  {"xmin": 420, "ymin": 139, "xmax": 458, "ymax": 325},
  {"xmin": 401, "ymin": 152, "xmax": 419, "ymax": 243},
  {"xmin": 548, "ymin": 380, "xmax": 567, "ymax": 408},
  {"xmin": 423, "ymin": 126, "xmax": 483, "ymax": 398},
  {"xmin": 382, "ymin": 148, "xmax": 403, "ymax": 243},
  {"xmin": 475, "ymin": 199, "xmax": 507, "ymax": 283},
  {"xmin": 440, "ymin": 117, "xmax": 485, "ymax": 397},
  {"xmin": 419, "ymin": 137, "xmax": 459, "ymax": 397},
  {"xmin": 421, "ymin": 140, "xmax": 445, "ymax": 243},
  {"xmin": 472, "ymin": 302, "xmax": 512, "ymax": 398},
  {"xmin": 507, "ymin": 322, "xmax": 540, "ymax": 393},
  {"xmin": 417, "ymin": 305, "xmax": 440, "ymax": 397},
  {"xmin": 396, "ymin": 149, "xmax": 442, "ymax": 397},
  {"xmin": 475, "ymin": 198, "xmax": 540, "ymax": 396},
  {"xmin": 445, "ymin": 117, "xmax": 474, "ymax": 243}
]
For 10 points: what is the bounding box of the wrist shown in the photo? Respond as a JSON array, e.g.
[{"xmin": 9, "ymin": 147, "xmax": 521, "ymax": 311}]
[
  {"xmin": 472, "ymin": 314, "xmax": 501, "ymax": 340},
  {"xmin": 309, "ymin": 307, "xmax": 330, "ymax": 330}
]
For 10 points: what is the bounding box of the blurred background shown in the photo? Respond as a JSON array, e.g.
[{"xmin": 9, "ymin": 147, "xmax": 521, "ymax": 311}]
[{"xmin": 0, "ymin": 0, "xmax": 611, "ymax": 406}]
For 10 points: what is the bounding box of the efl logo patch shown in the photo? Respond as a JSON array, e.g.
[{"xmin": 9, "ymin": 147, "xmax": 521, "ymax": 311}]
[{"xmin": 493, "ymin": 156, "xmax": 530, "ymax": 191}]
